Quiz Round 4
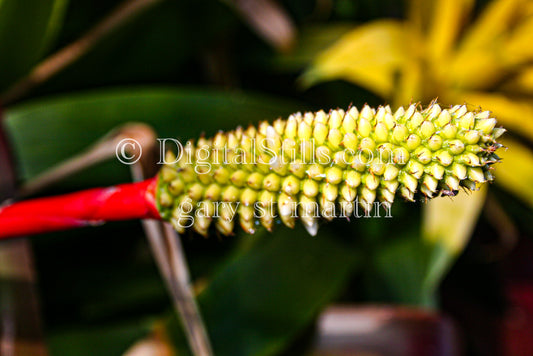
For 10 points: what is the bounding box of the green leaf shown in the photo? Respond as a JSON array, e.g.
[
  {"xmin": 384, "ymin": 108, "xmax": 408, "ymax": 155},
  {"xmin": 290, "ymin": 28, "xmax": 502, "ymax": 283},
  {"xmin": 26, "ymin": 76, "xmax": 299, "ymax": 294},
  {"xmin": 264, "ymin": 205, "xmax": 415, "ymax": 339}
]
[
  {"xmin": 35, "ymin": 0, "xmax": 236, "ymax": 94},
  {"xmin": 270, "ymin": 24, "xmax": 355, "ymax": 71},
  {"xmin": 360, "ymin": 185, "xmax": 486, "ymax": 309},
  {"xmin": 365, "ymin": 233, "xmax": 447, "ymax": 308},
  {"xmin": 416, "ymin": 186, "xmax": 488, "ymax": 306},
  {"xmin": 0, "ymin": 0, "xmax": 68, "ymax": 89},
  {"xmin": 167, "ymin": 226, "xmax": 361, "ymax": 356},
  {"xmin": 4, "ymin": 87, "xmax": 301, "ymax": 187},
  {"xmin": 48, "ymin": 319, "xmax": 152, "ymax": 356}
]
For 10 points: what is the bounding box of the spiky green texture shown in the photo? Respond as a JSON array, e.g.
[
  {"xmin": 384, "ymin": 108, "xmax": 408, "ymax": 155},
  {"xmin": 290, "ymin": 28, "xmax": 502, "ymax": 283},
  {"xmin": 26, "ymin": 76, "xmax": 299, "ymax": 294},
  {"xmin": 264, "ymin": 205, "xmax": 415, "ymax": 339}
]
[{"xmin": 156, "ymin": 103, "xmax": 503, "ymax": 236}]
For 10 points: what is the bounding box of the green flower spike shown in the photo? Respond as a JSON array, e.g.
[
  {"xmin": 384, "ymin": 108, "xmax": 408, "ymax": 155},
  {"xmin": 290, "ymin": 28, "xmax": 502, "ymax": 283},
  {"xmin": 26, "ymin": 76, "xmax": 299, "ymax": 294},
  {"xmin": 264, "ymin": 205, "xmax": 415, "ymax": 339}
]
[{"xmin": 156, "ymin": 102, "xmax": 504, "ymax": 237}]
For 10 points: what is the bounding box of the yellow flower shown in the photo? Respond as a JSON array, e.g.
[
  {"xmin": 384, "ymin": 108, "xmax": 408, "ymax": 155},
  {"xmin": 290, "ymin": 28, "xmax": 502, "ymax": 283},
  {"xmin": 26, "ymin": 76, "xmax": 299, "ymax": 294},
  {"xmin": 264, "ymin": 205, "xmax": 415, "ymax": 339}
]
[{"xmin": 303, "ymin": 0, "xmax": 533, "ymax": 254}]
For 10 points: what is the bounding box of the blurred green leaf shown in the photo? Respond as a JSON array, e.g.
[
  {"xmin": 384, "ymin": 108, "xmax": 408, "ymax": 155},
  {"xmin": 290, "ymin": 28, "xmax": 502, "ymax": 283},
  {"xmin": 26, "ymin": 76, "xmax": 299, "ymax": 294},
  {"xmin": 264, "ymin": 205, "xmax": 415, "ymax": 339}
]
[
  {"xmin": 419, "ymin": 185, "xmax": 488, "ymax": 306},
  {"xmin": 35, "ymin": 0, "xmax": 237, "ymax": 94},
  {"xmin": 363, "ymin": 229, "xmax": 443, "ymax": 308},
  {"xmin": 48, "ymin": 318, "xmax": 152, "ymax": 356},
  {"xmin": 167, "ymin": 226, "xmax": 361, "ymax": 356},
  {"xmin": 0, "ymin": 0, "xmax": 68, "ymax": 89},
  {"xmin": 367, "ymin": 185, "xmax": 487, "ymax": 308},
  {"xmin": 4, "ymin": 87, "xmax": 301, "ymax": 187},
  {"xmin": 270, "ymin": 24, "xmax": 354, "ymax": 71}
]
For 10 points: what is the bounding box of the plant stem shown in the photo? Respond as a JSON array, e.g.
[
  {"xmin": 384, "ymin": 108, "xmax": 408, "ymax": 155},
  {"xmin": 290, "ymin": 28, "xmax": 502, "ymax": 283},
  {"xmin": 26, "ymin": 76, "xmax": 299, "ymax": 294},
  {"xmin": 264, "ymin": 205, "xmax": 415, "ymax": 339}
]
[
  {"xmin": 0, "ymin": 108, "xmax": 47, "ymax": 355},
  {"xmin": 131, "ymin": 156, "xmax": 214, "ymax": 356},
  {"xmin": 0, "ymin": 178, "xmax": 160, "ymax": 239},
  {"xmin": 20, "ymin": 123, "xmax": 156, "ymax": 197}
]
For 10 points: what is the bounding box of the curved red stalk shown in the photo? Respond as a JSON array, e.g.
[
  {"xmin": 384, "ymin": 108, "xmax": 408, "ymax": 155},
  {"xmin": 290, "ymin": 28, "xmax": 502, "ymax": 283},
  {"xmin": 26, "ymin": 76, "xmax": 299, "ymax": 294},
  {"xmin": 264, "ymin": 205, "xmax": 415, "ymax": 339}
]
[{"xmin": 0, "ymin": 178, "xmax": 160, "ymax": 239}]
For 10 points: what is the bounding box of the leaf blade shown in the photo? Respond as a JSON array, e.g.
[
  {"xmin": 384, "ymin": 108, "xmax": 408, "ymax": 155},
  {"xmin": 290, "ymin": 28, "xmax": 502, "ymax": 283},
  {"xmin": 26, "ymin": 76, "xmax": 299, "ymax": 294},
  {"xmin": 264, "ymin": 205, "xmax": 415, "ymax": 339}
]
[
  {"xmin": 167, "ymin": 226, "xmax": 360, "ymax": 356},
  {"xmin": 4, "ymin": 87, "xmax": 301, "ymax": 185},
  {"xmin": 0, "ymin": 0, "xmax": 68, "ymax": 89},
  {"xmin": 422, "ymin": 185, "xmax": 487, "ymax": 255}
]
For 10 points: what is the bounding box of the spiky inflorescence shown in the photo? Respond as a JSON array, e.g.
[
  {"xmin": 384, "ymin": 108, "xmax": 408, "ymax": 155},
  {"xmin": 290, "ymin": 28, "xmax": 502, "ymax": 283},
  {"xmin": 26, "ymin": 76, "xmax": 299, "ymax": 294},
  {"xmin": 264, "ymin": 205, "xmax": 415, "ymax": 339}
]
[{"xmin": 156, "ymin": 102, "xmax": 504, "ymax": 236}]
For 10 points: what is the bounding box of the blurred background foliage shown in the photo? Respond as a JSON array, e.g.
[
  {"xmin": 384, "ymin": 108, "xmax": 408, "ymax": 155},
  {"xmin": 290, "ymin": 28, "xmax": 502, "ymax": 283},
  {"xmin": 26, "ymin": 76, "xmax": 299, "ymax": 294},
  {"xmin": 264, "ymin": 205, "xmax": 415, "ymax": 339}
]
[{"xmin": 1, "ymin": 0, "xmax": 533, "ymax": 355}]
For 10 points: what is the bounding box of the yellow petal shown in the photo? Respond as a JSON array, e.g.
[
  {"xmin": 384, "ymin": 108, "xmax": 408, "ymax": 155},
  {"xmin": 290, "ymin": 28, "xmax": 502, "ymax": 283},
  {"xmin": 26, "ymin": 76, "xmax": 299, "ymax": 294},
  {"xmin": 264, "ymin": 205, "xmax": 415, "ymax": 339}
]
[
  {"xmin": 497, "ymin": 137, "xmax": 533, "ymax": 208},
  {"xmin": 426, "ymin": 0, "xmax": 474, "ymax": 61},
  {"xmin": 504, "ymin": 16, "xmax": 533, "ymax": 65},
  {"xmin": 445, "ymin": 50, "xmax": 506, "ymax": 90},
  {"xmin": 407, "ymin": 0, "xmax": 434, "ymax": 35},
  {"xmin": 302, "ymin": 20, "xmax": 411, "ymax": 98},
  {"xmin": 502, "ymin": 65, "xmax": 533, "ymax": 94},
  {"xmin": 449, "ymin": 0, "xmax": 531, "ymax": 88},
  {"xmin": 394, "ymin": 59, "xmax": 424, "ymax": 105},
  {"xmin": 422, "ymin": 184, "xmax": 487, "ymax": 255},
  {"xmin": 459, "ymin": 0, "xmax": 525, "ymax": 51},
  {"xmin": 456, "ymin": 91, "xmax": 533, "ymax": 141}
]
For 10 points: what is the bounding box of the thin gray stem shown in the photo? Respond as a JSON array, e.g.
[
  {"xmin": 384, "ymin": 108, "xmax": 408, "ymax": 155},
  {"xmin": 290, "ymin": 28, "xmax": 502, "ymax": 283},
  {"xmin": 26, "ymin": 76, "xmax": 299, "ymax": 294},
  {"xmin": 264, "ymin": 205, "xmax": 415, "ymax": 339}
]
[
  {"xmin": 19, "ymin": 123, "xmax": 155, "ymax": 197},
  {"xmin": 130, "ymin": 138, "xmax": 213, "ymax": 356}
]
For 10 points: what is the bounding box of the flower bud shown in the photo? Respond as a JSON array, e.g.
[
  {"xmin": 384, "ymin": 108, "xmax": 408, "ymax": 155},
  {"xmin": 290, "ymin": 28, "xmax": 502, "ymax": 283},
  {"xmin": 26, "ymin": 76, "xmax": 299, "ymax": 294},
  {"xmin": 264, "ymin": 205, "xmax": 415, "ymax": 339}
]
[
  {"xmin": 406, "ymin": 134, "xmax": 421, "ymax": 151},
  {"xmin": 360, "ymin": 105, "xmax": 374, "ymax": 122},
  {"xmin": 328, "ymin": 128, "xmax": 343, "ymax": 148},
  {"xmin": 282, "ymin": 176, "xmax": 301, "ymax": 195},
  {"xmin": 392, "ymin": 124, "xmax": 409, "ymax": 143},
  {"xmin": 436, "ymin": 109, "xmax": 451, "ymax": 126},
  {"xmin": 303, "ymin": 179, "xmax": 319, "ymax": 197},
  {"xmin": 358, "ymin": 117, "xmax": 372, "ymax": 138},
  {"xmin": 313, "ymin": 123, "xmax": 328, "ymax": 145},
  {"xmin": 329, "ymin": 110, "xmax": 344, "ymax": 129},
  {"xmin": 475, "ymin": 118, "xmax": 497, "ymax": 134},
  {"xmin": 374, "ymin": 122, "xmax": 389, "ymax": 142}
]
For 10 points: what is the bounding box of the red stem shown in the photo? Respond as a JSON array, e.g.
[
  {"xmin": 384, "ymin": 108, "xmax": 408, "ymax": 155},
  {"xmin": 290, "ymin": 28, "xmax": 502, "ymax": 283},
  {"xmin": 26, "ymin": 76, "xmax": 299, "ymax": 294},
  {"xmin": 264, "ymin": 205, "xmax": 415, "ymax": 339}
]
[{"xmin": 0, "ymin": 178, "xmax": 160, "ymax": 239}]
